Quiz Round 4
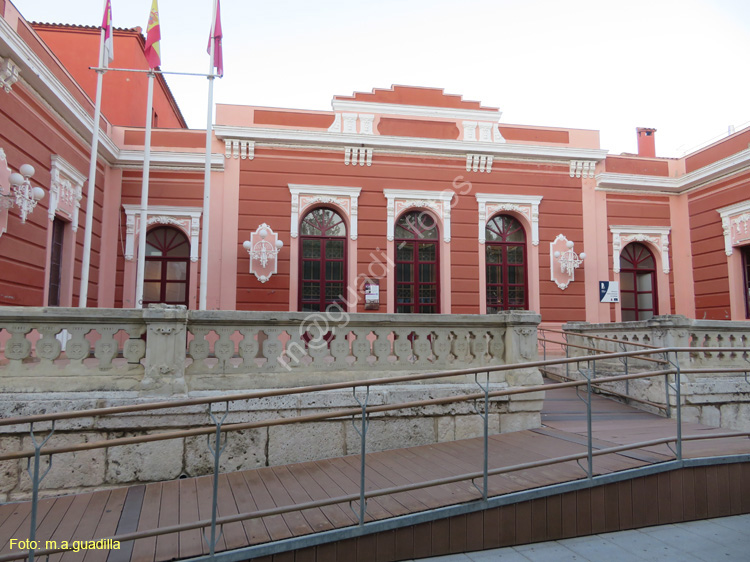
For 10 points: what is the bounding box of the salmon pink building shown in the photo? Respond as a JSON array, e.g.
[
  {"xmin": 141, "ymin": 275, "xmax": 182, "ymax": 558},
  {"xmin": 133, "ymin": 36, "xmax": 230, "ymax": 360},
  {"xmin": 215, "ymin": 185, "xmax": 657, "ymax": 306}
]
[{"xmin": 1, "ymin": 2, "xmax": 750, "ymax": 327}]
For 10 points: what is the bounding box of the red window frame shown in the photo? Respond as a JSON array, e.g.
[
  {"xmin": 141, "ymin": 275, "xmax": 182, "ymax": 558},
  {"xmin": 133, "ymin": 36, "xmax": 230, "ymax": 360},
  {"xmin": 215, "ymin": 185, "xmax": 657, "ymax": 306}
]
[
  {"xmin": 395, "ymin": 211, "xmax": 440, "ymax": 314},
  {"xmin": 485, "ymin": 214, "xmax": 528, "ymax": 312},
  {"xmin": 298, "ymin": 207, "xmax": 348, "ymax": 313},
  {"xmin": 142, "ymin": 226, "xmax": 190, "ymax": 308},
  {"xmin": 619, "ymin": 242, "xmax": 658, "ymax": 321}
]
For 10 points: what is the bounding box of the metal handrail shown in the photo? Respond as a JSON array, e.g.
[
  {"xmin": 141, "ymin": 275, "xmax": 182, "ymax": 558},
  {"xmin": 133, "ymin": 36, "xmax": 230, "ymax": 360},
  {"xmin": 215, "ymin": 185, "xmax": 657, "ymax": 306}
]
[
  {"xmin": 539, "ymin": 366, "xmax": 669, "ymax": 411},
  {"xmin": 0, "ymin": 366, "xmax": 676, "ymax": 462},
  {"xmin": 0, "ymin": 347, "xmax": 679, "ymax": 429},
  {"xmin": 542, "ymin": 327, "xmax": 662, "ymax": 349},
  {"xmin": 538, "ymin": 336, "xmax": 668, "ymax": 364},
  {"xmin": 1, "ymin": 345, "xmax": 748, "ymax": 562},
  {"xmin": 1, "ymin": 427, "xmax": 748, "ymax": 562}
]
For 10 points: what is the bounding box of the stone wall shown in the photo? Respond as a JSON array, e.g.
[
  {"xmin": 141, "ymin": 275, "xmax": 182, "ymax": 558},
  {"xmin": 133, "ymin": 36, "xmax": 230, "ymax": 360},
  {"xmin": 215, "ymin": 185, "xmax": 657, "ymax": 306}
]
[
  {"xmin": 0, "ymin": 380, "xmax": 545, "ymax": 502},
  {"xmin": 0, "ymin": 307, "xmax": 544, "ymax": 501},
  {"xmin": 562, "ymin": 315, "xmax": 750, "ymax": 431}
]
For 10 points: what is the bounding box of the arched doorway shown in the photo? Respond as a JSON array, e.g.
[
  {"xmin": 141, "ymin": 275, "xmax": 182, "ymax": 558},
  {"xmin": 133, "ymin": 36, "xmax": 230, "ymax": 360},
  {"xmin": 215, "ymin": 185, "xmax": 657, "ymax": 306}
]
[
  {"xmin": 299, "ymin": 207, "xmax": 347, "ymax": 312},
  {"xmin": 485, "ymin": 214, "xmax": 528, "ymax": 312},
  {"xmin": 620, "ymin": 242, "xmax": 657, "ymax": 321},
  {"xmin": 395, "ymin": 210, "xmax": 439, "ymax": 313},
  {"xmin": 143, "ymin": 226, "xmax": 190, "ymax": 307}
]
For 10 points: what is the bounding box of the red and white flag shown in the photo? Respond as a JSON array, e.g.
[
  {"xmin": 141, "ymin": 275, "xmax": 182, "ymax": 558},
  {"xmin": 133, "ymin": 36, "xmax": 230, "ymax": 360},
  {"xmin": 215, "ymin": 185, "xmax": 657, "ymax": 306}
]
[
  {"xmin": 207, "ymin": 0, "xmax": 223, "ymax": 77},
  {"xmin": 144, "ymin": 0, "xmax": 161, "ymax": 69},
  {"xmin": 101, "ymin": 0, "xmax": 114, "ymax": 66}
]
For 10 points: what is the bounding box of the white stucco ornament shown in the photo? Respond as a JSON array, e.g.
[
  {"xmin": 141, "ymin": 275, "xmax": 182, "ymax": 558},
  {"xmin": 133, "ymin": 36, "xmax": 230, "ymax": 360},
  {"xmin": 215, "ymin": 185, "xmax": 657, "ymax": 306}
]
[
  {"xmin": 550, "ymin": 234, "xmax": 585, "ymax": 290},
  {"xmin": 244, "ymin": 223, "xmax": 283, "ymax": 283}
]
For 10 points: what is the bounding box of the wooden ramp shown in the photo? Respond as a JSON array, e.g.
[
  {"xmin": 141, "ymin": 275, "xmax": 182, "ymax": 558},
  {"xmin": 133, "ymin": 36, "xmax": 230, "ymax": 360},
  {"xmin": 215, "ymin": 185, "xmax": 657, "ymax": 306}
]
[{"xmin": 1, "ymin": 387, "xmax": 750, "ymax": 562}]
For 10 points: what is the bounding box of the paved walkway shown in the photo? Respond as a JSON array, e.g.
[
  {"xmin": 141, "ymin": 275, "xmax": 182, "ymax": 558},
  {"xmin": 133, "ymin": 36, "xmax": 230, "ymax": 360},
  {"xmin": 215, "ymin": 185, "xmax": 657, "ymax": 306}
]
[{"xmin": 410, "ymin": 514, "xmax": 750, "ymax": 561}]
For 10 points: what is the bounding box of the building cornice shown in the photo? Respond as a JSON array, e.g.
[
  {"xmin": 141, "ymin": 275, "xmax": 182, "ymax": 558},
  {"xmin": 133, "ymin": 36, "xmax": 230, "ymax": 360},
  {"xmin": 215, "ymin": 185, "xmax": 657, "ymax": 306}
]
[
  {"xmin": 330, "ymin": 100, "xmax": 501, "ymax": 122},
  {"xmin": 383, "ymin": 188, "xmax": 455, "ymax": 202},
  {"xmin": 288, "ymin": 185, "xmax": 362, "ymax": 198},
  {"xmin": 214, "ymin": 125, "xmax": 607, "ymax": 164},
  {"xmin": 116, "ymin": 150, "xmax": 224, "ymax": 171},
  {"xmin": 597, "ymin": 148, "xmax": 750, "ymax": 194},
  {"xmin": 475, "ymin": 193, "xmax": 544, "ymax": 205},
  {"xmin": 122, "ymin": 204, "xmax": 203, "ymax": 214},
  {"xmin": 0, "ymin": 16, "xmax": 120, "ymax": 163}
]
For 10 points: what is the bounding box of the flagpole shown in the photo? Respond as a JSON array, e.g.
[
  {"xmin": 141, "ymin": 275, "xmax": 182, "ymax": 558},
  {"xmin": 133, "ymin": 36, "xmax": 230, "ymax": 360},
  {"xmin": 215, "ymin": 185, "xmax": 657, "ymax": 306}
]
[
  {"xmin": 135, "ymin": 72, "xmax": 156, "ymax": 309},
  {"xmin": 199, "ymin": 0, "xmax": 218, "ymax": 311},
  {"xmin": 79, "ymin": 4, "xmax": 108, "ymax": 307}
]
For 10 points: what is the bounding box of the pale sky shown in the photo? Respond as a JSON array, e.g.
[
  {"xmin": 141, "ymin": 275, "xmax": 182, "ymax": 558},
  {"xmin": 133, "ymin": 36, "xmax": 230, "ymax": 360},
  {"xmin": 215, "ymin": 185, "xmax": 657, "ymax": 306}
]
[{"xmin": 9, "ymin": 0, "xmax": 750, "ymax": 157}]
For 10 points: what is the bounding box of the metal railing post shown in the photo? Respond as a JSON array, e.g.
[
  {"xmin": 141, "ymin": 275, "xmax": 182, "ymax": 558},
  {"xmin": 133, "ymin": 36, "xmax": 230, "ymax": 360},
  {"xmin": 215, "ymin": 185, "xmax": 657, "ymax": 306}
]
[
  {"xmin": 564, "ymin": 331, "xmax": 570, "ymax": 379},
  {"xmin": 205, "ymin": 401, "xmax": 229, "ymax": 557},
  {"xmin": 669, "ymin": 351, "xmax": 683, "ymax": 461},
  {"xmin": 664, "ymin": 354, "xmax": 672, "ymax": 419},
  {"xmin": 473, "ymin": 372, "xmax": 490, "ymax": 501},
  {"xmin": 619, "ymin": 342, "xmax": 630, "ymax": 397},
  {"xmin": 576, "ymin": 363, "xmax": 594, "ymax": 479},
  {"xmin": 352, "ymin": 386, "xmax": 370, "ymax": 525},
  {"xmin": 26, "ymin": 422, "xmax": 55, "ymax": 562}
]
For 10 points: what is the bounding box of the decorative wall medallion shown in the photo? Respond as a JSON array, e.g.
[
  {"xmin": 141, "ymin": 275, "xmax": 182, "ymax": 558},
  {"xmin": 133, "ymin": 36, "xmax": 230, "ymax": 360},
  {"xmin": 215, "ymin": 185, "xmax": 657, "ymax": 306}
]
[
  {"xmin": 550, "ymin": 234, "xmax": 585, "ymax": 290},
  {"xmin": 243, "ymin": 223, "xmax": 283, "ymax": 283}
]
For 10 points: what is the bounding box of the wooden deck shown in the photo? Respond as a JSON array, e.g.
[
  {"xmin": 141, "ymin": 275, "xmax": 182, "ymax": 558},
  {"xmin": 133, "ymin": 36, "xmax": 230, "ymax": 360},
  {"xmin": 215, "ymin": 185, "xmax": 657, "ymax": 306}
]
[{"xmin": 1, "ymin": 386, "xmax": 750, "ymax": 562}]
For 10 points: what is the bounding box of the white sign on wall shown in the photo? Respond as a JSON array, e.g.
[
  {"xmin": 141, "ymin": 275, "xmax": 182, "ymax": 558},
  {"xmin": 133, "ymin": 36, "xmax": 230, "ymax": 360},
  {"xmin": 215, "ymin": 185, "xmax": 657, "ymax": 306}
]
[{"xmin": 599, "ymin": 281, "xmax": 620, "ymax": 303}]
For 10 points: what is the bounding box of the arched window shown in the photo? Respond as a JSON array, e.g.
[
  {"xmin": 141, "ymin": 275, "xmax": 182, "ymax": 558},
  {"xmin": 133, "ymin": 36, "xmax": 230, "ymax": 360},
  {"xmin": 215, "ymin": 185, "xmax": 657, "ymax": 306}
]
[
  {"xmin": 143, "ymin": 226, "xmax": 190, "ymax": 307},
  {"xmin": 620, "ymin": 242, "xmax": 657, "ymax": 321},
  {"xmin": 299, "ymin": 207, "xmax": 347, "ymax": 312},
  {"xmin": 395, "ymin": 211, "xmax": 439, "ymax": 313},
  {"xmin": 485, "ymin": 214, "xmax": 527, "ymax": 312}
]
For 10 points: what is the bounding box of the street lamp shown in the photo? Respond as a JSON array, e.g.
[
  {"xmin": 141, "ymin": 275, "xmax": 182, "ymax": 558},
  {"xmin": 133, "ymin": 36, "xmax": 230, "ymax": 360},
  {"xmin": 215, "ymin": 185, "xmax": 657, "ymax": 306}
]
[
  {"xmin": 1, "ymin": 164, "xmax": 44, "ymax": 223},
  {"xmin": 554, "ymin": 240, "xmax": 586, "ymax": 275}
]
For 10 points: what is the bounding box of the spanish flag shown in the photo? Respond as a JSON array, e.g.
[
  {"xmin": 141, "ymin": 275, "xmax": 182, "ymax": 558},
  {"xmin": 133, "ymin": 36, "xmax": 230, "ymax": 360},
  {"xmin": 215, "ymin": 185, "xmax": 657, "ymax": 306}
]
[{"xmin": 144, "ymin": 0, "xmax": 161, "ymax": 69}]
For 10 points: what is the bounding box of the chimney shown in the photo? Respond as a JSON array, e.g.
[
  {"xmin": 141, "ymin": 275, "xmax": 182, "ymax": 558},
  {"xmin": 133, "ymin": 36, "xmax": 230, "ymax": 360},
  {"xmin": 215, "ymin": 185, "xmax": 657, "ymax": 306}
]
[{"xmin": 636, "ymin": 127, "xmax": 657, "ymax": 158}]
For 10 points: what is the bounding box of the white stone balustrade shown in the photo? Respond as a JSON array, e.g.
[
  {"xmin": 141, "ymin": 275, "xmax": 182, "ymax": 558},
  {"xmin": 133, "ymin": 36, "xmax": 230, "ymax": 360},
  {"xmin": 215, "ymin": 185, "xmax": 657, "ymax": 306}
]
[
  {"xmin": 0, "ymin": 307, "xmax": 147, "ymax": 393},
  {"xmin": 0, "ymin": 307, "xmax": 544, "ymax": 501},
  {"xmin": 561, "ymin": 315, "xmax": 750, "ymax": 431},
  {"xmin": 0, "ymin": 306, "xmax": 541, "ymax": 394}
]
